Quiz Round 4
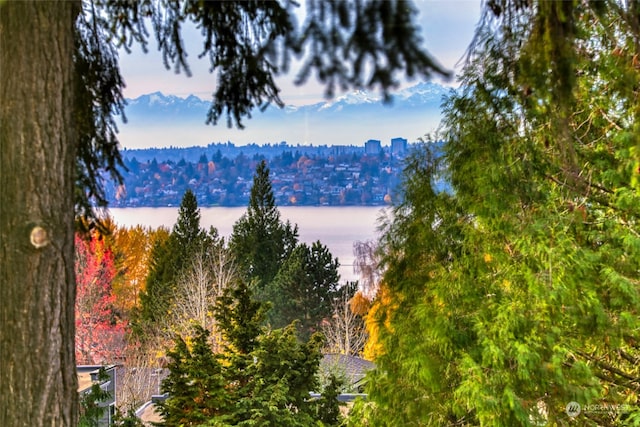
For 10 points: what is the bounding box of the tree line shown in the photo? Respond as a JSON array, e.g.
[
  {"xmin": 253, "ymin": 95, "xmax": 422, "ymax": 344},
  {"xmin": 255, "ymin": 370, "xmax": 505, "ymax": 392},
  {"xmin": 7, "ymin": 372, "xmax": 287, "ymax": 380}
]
[
  {"xmin": 3, "ymin": 1, "xmax": 640, "ymax": 426},
  {"xmin": 110, "ymin": 147, "xmax": 401, "ymax": 207},
  {"xmin": 75, "ymin": 161, "xmax": 370, "ymax": 425}
]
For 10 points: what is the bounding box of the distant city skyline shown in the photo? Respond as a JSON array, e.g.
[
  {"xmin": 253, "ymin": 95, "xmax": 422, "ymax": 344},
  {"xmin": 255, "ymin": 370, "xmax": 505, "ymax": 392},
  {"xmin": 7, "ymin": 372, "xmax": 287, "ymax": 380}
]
[{"xmin": 115, "ymin": 1, "xmax": 482, "ymax": 149}]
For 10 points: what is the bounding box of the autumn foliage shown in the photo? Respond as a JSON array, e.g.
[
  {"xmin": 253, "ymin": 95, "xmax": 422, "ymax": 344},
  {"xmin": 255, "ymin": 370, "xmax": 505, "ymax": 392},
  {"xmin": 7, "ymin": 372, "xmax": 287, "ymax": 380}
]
[
  {"xmin": 362, "ymin": 284, "xmax": 397, "ymax": 361},
  {"xmin": 111, "ymin": 224, "xmax": 170, "ymax": 315},
  {"xmin": 75, "ymin": 233, "xmax": 126, "ymax": 365}
]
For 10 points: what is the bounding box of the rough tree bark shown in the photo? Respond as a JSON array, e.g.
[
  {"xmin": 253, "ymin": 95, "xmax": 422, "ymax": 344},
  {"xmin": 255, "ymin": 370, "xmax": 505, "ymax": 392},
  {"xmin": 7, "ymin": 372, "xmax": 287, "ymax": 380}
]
[{"xmin": 0, "ymin": 1, "xmax": 80, "ymax": 425}]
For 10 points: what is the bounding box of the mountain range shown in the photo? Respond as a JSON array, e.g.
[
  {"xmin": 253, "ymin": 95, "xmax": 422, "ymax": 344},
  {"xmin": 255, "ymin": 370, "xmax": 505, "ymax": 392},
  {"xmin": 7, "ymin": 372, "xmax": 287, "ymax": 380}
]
[{"xmin": 117, "ymin": 81, "xmax": 452, "ymax": 149}]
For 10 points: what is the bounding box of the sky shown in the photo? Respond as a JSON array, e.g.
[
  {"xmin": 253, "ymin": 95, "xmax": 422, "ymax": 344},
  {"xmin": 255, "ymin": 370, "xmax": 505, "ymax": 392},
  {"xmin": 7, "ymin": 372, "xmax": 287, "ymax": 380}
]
[{"xmin": 116, "ymin": 1, "xmax": 483, "ymax": 148}]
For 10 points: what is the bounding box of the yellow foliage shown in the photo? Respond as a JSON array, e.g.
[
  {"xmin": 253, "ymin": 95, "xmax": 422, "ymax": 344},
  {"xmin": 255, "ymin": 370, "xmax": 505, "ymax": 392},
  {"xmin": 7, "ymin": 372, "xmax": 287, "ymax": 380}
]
[{"xmin": 363, "ymin": 283, "xmax": 399, "ymax": 361}]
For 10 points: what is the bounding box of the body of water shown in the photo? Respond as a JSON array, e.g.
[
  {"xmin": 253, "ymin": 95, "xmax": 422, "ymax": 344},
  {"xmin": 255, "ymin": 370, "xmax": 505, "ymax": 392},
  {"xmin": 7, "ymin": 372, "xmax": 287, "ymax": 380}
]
[{"xmin": 108, "ymin": 206, "xmax": 388, "ymax": 282}]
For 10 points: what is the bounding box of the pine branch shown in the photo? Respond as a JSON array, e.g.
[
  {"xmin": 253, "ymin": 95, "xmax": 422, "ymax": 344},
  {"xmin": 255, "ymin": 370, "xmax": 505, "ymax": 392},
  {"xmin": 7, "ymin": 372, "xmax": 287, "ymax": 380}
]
[{"xmin": 576, "ymin": 350, "xmax": 640, "ymax": 384}]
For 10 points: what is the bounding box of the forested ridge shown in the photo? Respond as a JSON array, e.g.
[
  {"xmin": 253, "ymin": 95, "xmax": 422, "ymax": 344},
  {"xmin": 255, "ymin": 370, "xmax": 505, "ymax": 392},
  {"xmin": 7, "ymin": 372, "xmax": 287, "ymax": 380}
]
[{"xmin": 108, "ymin": 142, "xmax": 422, "ymax": 207}]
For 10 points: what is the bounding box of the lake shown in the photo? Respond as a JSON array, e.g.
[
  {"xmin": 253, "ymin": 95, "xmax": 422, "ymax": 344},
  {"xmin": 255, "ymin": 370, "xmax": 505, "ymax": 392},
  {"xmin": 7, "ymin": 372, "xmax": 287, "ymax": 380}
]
[{"xmin": 108, "ymin": 206, "xmax": 389, "ymax": 282}]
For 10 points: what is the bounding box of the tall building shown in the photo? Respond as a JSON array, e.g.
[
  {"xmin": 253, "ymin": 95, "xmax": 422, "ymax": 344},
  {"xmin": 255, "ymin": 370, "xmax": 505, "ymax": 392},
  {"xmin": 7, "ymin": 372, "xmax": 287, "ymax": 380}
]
[
  {"xmin": 391, "ymin": 137, "xmax": 408, "ymax": 155},
  {"xmin": 365, "ymin": 139, "xmax": 382, "ymax": 155}
]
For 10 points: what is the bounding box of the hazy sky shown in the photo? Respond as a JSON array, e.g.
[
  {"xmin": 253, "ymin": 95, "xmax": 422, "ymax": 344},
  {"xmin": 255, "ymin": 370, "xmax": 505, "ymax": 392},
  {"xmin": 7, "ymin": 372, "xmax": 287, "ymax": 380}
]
[
  {"xmin": 118, "ymin": 1, "xmax": 482, "ymax": 104},
  {"xmin": 115, "ymin": 1, "xmax": 482, "ymax": 149}
]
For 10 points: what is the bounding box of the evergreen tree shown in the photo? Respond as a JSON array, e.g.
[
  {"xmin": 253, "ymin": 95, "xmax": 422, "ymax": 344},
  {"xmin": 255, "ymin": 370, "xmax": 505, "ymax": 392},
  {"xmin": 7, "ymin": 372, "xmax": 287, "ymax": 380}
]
[
  {"xmin": 214, "ymin": 281, "xmax": 328, "ymax": 425},
  {"xmin": 172, "ymin": 189, "xmax": 207, "ymax": 253},
  {"xmin": 230, "ymin": 160, "xmax": 299, "ymax": 287},
  {"xmin": 135, "ymin": 190, "xmax": 210, "ymax": 338},
  {"xmin": 231, "ymin": 161, "xmax": 343, "ymax": 339},
  {"xmin": 215, "ymin": 279, "xmax": 267, "ymax": 357},
  {"xmin": 158, "ymin": 326, "xmax": 229, "ymax": 427},
  {"xmin": 360, "ymin": 2, "xmax": 640, "ymax": 426},
  {"xmin": 159, "ymin": 279, "xmax": 329, "ymax": 426},
  {"xmin": 268, "ymin": 241, "xmax": 341, "ymax": 339},
  {"xmin": 315, "ymin": 375, "xmax": 344, "ymax": 426},
  {"xmin": 236, "ymin": 324, "xmax": 324, "ymax": 426}
]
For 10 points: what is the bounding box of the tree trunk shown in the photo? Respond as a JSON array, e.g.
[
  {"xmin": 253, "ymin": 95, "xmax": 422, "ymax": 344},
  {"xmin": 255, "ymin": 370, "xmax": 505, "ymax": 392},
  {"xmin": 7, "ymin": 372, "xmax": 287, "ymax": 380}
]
[{"xmin": 0, "ymin": 1, "xmax": 80, "ymax": 425}]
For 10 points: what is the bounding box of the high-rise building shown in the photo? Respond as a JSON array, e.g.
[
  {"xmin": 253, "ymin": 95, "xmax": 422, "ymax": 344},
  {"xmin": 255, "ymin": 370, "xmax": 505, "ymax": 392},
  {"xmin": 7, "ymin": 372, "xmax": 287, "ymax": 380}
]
[
  {"xmin": 365, "ymin": 139, "xmax": 382, "ymax": 155},
  {"xmin": 391, "ymin": 137, "xmax": 408, "ymax": 155}
]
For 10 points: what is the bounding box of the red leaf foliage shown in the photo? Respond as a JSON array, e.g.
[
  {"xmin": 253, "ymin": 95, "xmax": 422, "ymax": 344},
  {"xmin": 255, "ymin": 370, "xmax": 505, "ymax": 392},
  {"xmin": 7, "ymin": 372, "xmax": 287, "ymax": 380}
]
[{"xmin": 75, "ymin": 233, "xmax": 127, "ymax": 364}]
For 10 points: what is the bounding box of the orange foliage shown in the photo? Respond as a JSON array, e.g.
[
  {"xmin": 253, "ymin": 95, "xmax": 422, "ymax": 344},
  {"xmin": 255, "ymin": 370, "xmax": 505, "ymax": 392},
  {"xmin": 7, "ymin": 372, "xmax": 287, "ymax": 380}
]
[
  {"xmin": 111, "ymin": 225, "xmax": 170, "ymax": 316},
  {"xmin": 296, "ymin": 155, "xmax": 309, "ymax": 169},
  {"xmin": 349, "ymin": 291, "xmax": 371, "ymax": 316}
]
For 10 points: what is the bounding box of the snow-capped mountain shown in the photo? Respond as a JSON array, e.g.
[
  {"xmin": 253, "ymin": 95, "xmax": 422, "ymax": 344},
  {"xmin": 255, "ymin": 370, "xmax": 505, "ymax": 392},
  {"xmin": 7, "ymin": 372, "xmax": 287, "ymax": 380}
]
[
  {"xmin": 117, "ymin": 82, "xmax": 450, "ymax": 149},
  {"xmin": 124, "ymin": 92, "xmax": 211, "ymax": 122},
  {"xmin": 317, "ymin": 89, "xmax": 381, "ymax": 111}
]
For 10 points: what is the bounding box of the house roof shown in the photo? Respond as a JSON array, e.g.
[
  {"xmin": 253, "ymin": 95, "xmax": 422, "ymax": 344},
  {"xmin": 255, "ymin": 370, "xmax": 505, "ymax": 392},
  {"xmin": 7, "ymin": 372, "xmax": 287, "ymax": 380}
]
[
  {"xmin": 77, "ymin": 365, "xmax": 117, "ymax": 393},
  {"xmin": 136, "ymin": 400, "xmax": 164, "ymax": 426},
  {"xmin": 320, "ymin": 354, "xmax": 375, "ymax": 386}
]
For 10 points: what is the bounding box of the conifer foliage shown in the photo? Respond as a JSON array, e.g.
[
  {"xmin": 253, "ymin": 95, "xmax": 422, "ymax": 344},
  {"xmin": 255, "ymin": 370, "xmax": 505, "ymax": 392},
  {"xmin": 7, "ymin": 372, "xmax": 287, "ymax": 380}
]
[
  {"xmin": 158, "ymin": 280, "xmax": 341, "ymax": 426},
  {"xmin": 360, "ymin": 2, "xmax": 640, "ymax": 426},
  {"xmin": 231, "ymin": 161, "xmax": 341, "ymax": 338},
  {"xmin": 135, "ymin": 189, "xmax": 211, "ymax": 336},
  {"xmin": 159, "ymin": 326, "xmax": 228, "ymax": 426},
  {"xmin": 230, "ymin": 160, "xmax": 299, "ymax": 287},
  {"xmin": 269, "ymin": 241, "xmax": 341, "ymax": 338}
]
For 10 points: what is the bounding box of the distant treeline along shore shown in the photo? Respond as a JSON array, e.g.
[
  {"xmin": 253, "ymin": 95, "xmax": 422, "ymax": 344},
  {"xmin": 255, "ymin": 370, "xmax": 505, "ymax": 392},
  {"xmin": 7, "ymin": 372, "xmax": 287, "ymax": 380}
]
[{"xmin": 107, "ymin": 139, "xmax": 436, "ymax": 208}]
